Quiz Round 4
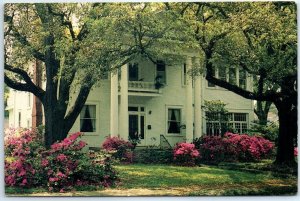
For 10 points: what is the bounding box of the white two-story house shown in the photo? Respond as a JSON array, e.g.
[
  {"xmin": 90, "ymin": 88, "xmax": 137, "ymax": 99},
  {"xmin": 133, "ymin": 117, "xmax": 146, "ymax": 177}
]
[{"xmin": 6, "ymin": 54, "xmax": 254, "ymax": 148}]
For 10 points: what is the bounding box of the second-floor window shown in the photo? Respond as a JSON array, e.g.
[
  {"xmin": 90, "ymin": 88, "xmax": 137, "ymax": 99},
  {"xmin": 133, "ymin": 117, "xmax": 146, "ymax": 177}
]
[
  {"xmin": 129, "ymin": 63, "xmax": 139, "ymax": 81},
  {"xmin": 80, "ymin": 105, "xmax": 96, "ymax": 132},
  {"xmin": 208, "ymin": 66, "xmax": 247, "ymax": 90},
  {"xmin": 156, "ymin": 60, "xmax": 166, "ymax": 84}
]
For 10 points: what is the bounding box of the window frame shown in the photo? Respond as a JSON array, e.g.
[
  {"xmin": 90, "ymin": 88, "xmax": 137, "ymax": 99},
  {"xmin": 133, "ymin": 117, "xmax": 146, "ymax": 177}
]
[
  {"xmin": 205, "ymin": 112, "xmax": 248, "ymax": 136},
  {"xmin": 128, "ymin": 105, "xmax": 146, "ymax": 140},
  {"xmin": 79, "ymin": 103, "xmax": 99, "ymax": 134},
  {"xmin": 166, "ymin": 106, "xmax": 183, "ymax": 136},
  {"xmin": 156, "ymin": 60, "xmax": 167, "ymax": 84}
]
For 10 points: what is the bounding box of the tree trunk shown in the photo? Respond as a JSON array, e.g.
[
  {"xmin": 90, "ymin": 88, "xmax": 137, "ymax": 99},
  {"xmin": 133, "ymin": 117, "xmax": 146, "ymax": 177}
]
[
  {"xmin": 254, "ymin": 101, "xmax": 272, "ymax": 125},
  {"xmin": 274, "ymin": 100, "xmax": 296, "ymax": 166}
]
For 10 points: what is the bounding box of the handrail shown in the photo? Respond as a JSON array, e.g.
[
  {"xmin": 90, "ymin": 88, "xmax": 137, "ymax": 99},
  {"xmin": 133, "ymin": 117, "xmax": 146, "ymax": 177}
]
[{"xmin": 160, "ymin": 134, "xmax": 172, "ymax": 149}]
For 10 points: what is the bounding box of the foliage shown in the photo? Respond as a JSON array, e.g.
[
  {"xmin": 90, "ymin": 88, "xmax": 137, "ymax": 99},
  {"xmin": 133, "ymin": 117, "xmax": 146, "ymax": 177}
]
[
  {"xmin": 5, "ymin": 129, "xmax": 118, "ymax": 192},
  {"xmin": 198, "ymin": 132, "xmax": 274, "ymax": 162},
  {"xmin": 249, "ymin": 122, "xmax": 279, "ymax": 143},
  {"xmin": 102, "ymin": 136, "xmax": 133, "ymax": 163},
  {"xmin": 173, "ymin": 142, "xmax": 200, "ymax": 166},
  {"xmin": 181, "ymin": 2, "xmax": 297, "ymax": 164},
  {"xmin": 203, "ymin": 100, "xmax": 231, "ymax": 136},
  {"xmin": 4, "ymin": 3, "xmax": 190, "ymax": 147},
  {"xmin": 132, "ymin": 148, "xmax": 173, "ymax": 164},
  {"xmin": 5, "ymin": 128, "xmax": 45, "ymax": 188}
]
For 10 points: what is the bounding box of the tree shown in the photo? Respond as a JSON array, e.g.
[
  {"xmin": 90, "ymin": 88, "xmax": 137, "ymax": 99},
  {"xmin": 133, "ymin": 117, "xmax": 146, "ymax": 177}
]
[
  {"xmin": 4, "ymin": 3, "xmax": 187, "ymax": 148},
  {"xmin": 181, "ymin": 2, "xmax": 297, "ymax": 165}
]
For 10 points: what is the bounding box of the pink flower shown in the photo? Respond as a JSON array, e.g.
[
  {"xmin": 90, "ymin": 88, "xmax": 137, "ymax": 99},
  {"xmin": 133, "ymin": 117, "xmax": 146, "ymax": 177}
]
[
  {"xmin": 49, "ymin": 177, "xmax": 59, "ymax": 182},
  {"xmin": 294, "ymin": 147, "xmax": 298, "ymax": 157},
  {"xmin": 42, "ymin": 159, "xmax": 49, "ymax": 167},
  {"xmin": 56, "ymin": 154, "xmax": 67, "ymax": 162}
]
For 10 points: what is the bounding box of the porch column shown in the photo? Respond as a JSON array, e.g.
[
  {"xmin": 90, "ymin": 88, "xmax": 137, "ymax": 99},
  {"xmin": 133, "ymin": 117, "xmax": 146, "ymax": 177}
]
[
  {"xmin": 119, "ymin": 64, "xmax": 129, "ymax": 140},
  {"xmin": 194, "ymin": 57, "xmax": 202, "ymax": 139},
  {"xmin": 185, "ymin": 56, "xmax": 193, "ymax": 142},
  {"xmin": 110, "ymin": 69, "xmax": 119, "ymax": 136}
]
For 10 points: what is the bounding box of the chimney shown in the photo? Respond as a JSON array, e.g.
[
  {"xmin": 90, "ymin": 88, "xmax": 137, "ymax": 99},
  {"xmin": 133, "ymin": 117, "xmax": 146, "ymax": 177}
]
[{"xmin": 32, "ymin": 59, "xmax": 43, "ymax": 128}]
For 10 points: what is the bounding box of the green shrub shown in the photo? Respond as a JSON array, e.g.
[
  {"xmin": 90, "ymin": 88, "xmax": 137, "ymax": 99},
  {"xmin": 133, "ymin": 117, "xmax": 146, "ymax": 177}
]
[{"xmin": 133, "ymin": 148, "xmax": 173, "ymax": 164}]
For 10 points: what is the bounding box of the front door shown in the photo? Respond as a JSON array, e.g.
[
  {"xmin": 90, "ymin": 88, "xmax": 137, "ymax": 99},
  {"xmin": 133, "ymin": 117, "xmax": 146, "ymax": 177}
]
[{"xmin": 128, "ymin": 106, "xmax": 146, "ymax": 146}]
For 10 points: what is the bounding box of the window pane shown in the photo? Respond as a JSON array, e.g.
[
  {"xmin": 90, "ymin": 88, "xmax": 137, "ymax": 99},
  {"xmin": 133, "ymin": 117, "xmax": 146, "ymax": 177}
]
[
  {"xmin": 229, "ymin": 67, "xmax": 236, "ymax": 85},
  {"xmin": 239, "ymin": 69, "xmax": 247, "ymax": 89},
  {"xmin": 234, "ymin": 113, "xmax": 246, "ymax": 121},
  {"xmin": 140, "ymin": 116, "xmax": 144, "ymax": 139},
  {"xmin": 168, "ymin": 109, "xmax": 181, "ymax": 134},
  {"xmin": 128, "ymin": 106, "xmax": 138, "ymax": 112},
  {"xmin": 156, "ymin": 60, "xmax": 166, "ymax": 84},
  {"xmin": 219, "ymin": 67, "xmax": 226, "ymax": 81},
  {"xmin": 129, "ymin": 63, "xmax": 139, "ymax": 81},
  {"xmin": 80, "ymin": 105, "xmax": 96, "ymax": 132}
]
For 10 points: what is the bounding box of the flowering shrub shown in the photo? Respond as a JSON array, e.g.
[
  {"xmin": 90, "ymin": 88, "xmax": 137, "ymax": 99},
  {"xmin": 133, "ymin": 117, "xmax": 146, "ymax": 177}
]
[
  {"xmin": 224, "ymin": 132, "xmax": 274, "ymax": 161},
  {"xmin": 173, "ymin": 142, "xmax": 200, "ymax": 166},
  {"xmin": 294, "ymin": 147, "xmax": 298, "ymax": 157},
  {"xmin": 42, "ymin": 132, "xmax": 118, "ymax": 192},
  {"xmin": 5, "ymin": 128, "xmax": 45, "ymax": 187},
  {"xmin": 102, "ymin": 136, "xmax": 133, "ymax": 163},
  {"xmin": 198, "ymin": 132, "xmax": 274, "ymax": 162},
  {"xmin": 5, "ymin": 129, "xmax": 118, "ymax": 192},
  {"xmin": 197, "ymin": 136, "xmax": 228, "ymax": 162}
]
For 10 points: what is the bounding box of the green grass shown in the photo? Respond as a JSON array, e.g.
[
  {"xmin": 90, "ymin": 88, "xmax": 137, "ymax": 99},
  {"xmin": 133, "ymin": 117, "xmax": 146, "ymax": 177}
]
[
  {"xmin": 115, "ymin": 164, "xmax": 297, "ymax": 195},
  {"xmin": 6, "ymin": 163, "xmax": 297, "ymax": 196}
]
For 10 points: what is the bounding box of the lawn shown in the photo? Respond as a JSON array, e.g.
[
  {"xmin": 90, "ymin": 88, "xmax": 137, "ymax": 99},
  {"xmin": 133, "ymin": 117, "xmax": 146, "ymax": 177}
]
[{"xmin": 6, "ymin": 163, "xmax": 297, "ymax": 196}]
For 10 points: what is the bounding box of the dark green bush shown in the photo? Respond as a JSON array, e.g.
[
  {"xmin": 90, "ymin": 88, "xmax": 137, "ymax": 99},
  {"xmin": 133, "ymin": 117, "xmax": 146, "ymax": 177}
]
[{"xmin": 133, "ymin": 147, "xmax": 173, "ymax": 164}]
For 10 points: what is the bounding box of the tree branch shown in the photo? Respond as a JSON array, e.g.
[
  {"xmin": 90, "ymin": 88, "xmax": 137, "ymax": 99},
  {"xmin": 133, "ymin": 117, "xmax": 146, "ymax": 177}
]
[
  {"xmin": 4, "ymin": 14, "xmax": 45, "ymax": 62},
  {"xmin": 4, "ymin": 73, "xmax": 45, "ymax": 102}
]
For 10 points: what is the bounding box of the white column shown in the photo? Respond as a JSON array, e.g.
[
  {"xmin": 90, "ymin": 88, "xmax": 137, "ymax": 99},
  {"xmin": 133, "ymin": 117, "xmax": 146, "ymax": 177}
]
[
  {"xmin": 185, "ymin": 56, "xmax": 193, "ymax": 142},
  {"xmin": 194, "ymin": 57, "xmax": 202, "ymax": 139},
  {"xmin": 119, "ymin": 64, "xmax": 129, "ymax": 140},
  {"xmin": 110, "ymin": 69, "xmax": 119, "ymax": 136}
]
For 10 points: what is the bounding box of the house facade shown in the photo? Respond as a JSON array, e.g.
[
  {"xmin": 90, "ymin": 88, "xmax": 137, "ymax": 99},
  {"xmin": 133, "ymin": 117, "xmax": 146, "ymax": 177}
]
[{"xmin": 6, "ymin": 54, "xmax": 254, "ymax": 148}]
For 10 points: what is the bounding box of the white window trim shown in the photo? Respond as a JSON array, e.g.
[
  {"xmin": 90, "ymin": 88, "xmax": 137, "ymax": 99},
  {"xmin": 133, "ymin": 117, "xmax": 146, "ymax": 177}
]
[
  {"xmin": 80, "ymin": 101, "xmax": 99, "ymax": 135},
  {"xmin": 128, "ymin": 105, "xmax": 146, "ymax": 141},
  {"xmin": 165, "ymin": 105, "xmax": 183, "ymax": 136}
]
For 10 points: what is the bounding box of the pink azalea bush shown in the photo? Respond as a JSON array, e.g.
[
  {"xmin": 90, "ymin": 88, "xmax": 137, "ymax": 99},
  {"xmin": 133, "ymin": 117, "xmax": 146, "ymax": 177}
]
[
  {"xmin": 198, "ymin": 132, "xmax": 275, "ymax": 162},
  {"xmin": 102, "ymin": 136, "xmax": 133, "ymax": 163},
  {"xmin": 42, "ymin": 132, "xmax": 118, "ymax": 192},
  {"xmin": 173, "ymin": 142, "xmax": 200, "ymax": 166},
  {"xmin": 5, "ymin": 128, "xmax": 44, "ymax": 187},
  {"xmin": 5, "ymin": 129, "xmax": 118, "ymax": 192}
]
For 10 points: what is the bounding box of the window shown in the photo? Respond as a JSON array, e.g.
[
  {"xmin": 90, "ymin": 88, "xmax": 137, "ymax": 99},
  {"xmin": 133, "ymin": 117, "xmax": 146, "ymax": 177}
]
[
  {"xmin": 80, "ymin": 105, "xmax": 96, "ymax": 132},
  {"xmin": 208, "ymin": 66, "xmax": 216, "ymax": 87},
  {"xmin": 219, "ymin": 67, "xmax": 227, "ymax": 81},
  {"xmin": 167, "ymin": 109, "xmax": 181, "ymax": 134},
  {"xmin": 182, "ymin": 63, "xmax": 187, "ymax": 86},
  {"xmin": 206, "ymin": 112, "xmax": 248, "ymax": 136},
  {"xmin": 156, "ymin": 60, "xmax": 166, "ymax": 84},
  {"xmin": 129, "ymin": 63, "xmax": 139, "ymax": 81},
  {"xmin": 18, "ymin": 112, "xmax": 21, "ymax": 127},
  {"xmin": 239, "ymin": 69, "xmax": 247, "ymax": 89},
  {"xmin": 128, "ymin": 106, "xmax": 145, "ymax": 140},
  {"xmin": 229, "ymin": 67, "xmax": 236, "ymax": 85}
]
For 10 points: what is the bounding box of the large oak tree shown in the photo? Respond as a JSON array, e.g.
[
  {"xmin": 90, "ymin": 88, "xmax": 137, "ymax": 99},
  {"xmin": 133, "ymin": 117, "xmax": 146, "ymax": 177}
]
[
  {"xmin": 174, "ymin": 2, "xmax": 297, "ymax": 165},
  {"xmin": 4, "ymin": 3, "xmax": 185, "ymax": 148}
]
